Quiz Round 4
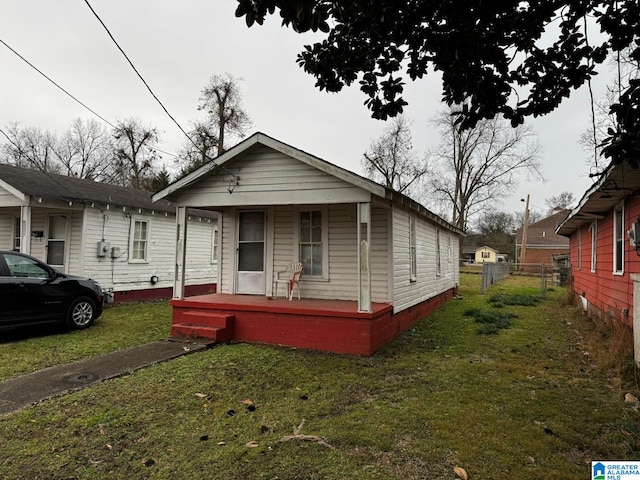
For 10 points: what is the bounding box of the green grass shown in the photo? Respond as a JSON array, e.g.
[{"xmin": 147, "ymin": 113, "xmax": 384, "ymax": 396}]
[
  {"xmin": 0, "ymin": 275, "xmax": 638, "ymax": 479},
  {"xmin": 0, "ymin": 300, "xmax": 171, "ymax": 381}
]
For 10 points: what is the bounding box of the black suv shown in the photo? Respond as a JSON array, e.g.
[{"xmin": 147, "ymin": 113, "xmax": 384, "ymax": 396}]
[{"xmin": 0, "ymin": 251, "xmax": 104, "ymax": 330}]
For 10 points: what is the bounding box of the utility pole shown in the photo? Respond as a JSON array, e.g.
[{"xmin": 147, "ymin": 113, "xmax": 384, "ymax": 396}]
[{"xmin": 519, "ymin": 194, "xmax": 530, "ymax": 271}]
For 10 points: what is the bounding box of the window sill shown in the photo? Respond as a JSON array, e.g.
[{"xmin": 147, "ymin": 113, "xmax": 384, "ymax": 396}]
[{"xmin": 301, "ymin": 276, "xmax": 329, "ymax": 283}]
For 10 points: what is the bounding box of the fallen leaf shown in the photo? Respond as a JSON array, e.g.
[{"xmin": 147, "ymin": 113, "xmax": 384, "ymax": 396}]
[
  {"xmin": 246, "ymin": 441, "xmax": 259, "ymax": 448},
  {"xmin": 142, "ymin": 458, "xmax": 155, "ymax": 467},
  {"xmin": 106, "ymin": 444, "xmax": 112, "ymax": 451},
  {"xmin": 99, "ymin": 427, "xmax": 106, "ymax": 436},
  {"xmin": 625, "ymin": 393, "xmax": 639, "ymax": 404},
  {"xmin": 454, "ymin": 466, "xmax": 468, "ymax": 480},
  {"xmin": 217, "ymin": 441, "xmax": 226, "ymax": 446},
  {"xmin": 195, "ymin": 393, "xmax": 208, "ymax": 399},
  {"xmin": 242, "ymin": 398, "xmax": 254, "ymax": 405}
]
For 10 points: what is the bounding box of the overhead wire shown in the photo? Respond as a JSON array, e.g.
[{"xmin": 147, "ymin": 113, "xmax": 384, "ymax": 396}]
[
  {"xmin": 0, "ymin": 37, "xmax": 116, "ymax": 130},
  {"xmin": 82, "ymin": 0, "xmax": 239, "ymax": 181},
  {"xmin": 0, "ymin": 36, "xmax": 178, "ymax": 160},
  {"xmin": 82, "ymin": 0, "xmax": 194, "ymax": 148}
]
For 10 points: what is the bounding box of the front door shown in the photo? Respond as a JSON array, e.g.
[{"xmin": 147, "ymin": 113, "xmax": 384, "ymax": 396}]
[
  {"xmin": 236, "ymin": 211, "xmax": 265, "ymax": 295},
  {"xmin": 46, "ymin": 215, "xmax": 68, "ymax": 270}
]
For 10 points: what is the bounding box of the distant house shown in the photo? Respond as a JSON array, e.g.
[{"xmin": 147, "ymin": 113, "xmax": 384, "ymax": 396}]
[
  {"xmin": 152, "ymin": 132, "xmax": 464, "ymax": 356},
  {"xmin": 0, "ymin": 164, "xmax": 217, "ymax": 302},
  {"xmin": 515, "ymin": 209, "xmax": 570, "ymax": 271},
  {"xmin": 475, "ymin": 245, "xmax": 498, "ymax": 263},
  {"xmin": 556, "ymin": 161, "xmax": 640, "ymax": 362}
]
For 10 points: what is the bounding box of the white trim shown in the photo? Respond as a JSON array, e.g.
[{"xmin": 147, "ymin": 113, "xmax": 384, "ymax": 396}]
[
  {"xmin": 409, "ymin": 214, "xmax": 417, "ymax": 282},
  {"xmin": 590, "ymin": 220, "xmax": 597, "ymax": 273},
  {"xmin": 436, "ymin": 227, "xmax": 442, "ymax": 277},
  {"xmin": 613, "ymin": 202, "xmax": 624, "ymax": 275},
  {"xmin": 294, "ymin": 205, "xmax": 329, "ymax": 280},
  {"xmin": 577, "ymin": 226, "xmax": 582, "ymax": 271},
  {"xmin": 129, "ymin": 217, "xmax": 150, "ymax": 264}
]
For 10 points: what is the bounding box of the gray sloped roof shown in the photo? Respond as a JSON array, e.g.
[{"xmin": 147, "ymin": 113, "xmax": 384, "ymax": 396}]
[{"xmin": 0, "ymin": 163, "xmax": 174, "ymax": 212}]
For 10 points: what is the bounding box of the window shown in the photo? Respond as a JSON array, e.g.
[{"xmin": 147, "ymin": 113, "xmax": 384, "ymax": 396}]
[
  {"xmin": 130, "ymin": 219, "xmax": 149, "ymax": 262},
  {"xmin": 13, "ymin": 217, "xmax": 20, "ymax": 251},
  {"xmin": 577, "ymin": 226, "xmax": 582, "ymax": 270},
  {"xmin": 3, "ymin": 252, "xmax": 48, "ymax": 278},
  {"xmin": 409, "ymin": 214, "xmax": 417, "ymax": 281},
  {"xmin": 481, "ymin": 251, "xmax": 491, "ymax": 259},
  {"xmin": 614, "ymin": 203, "xmax": 624, "ymax": 274},
  {"xmin": 211, "ymin": 224, "xmax": 219, "ymax": 263},
  {"xmin": 299, "ymin": 209, "xmax": 324, "ymax": 277},
  {"xmin": 590, "ymin": 221, "xmax": 597, "ymax": 273},
  {"xmin": 436, "ymin": 228, "xmax": 441, "ymax": 276}
]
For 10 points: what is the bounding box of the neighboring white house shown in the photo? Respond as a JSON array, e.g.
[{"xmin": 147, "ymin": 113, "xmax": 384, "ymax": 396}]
[
  {"xmin": 152, "ymin": 133, "xmax": 464, "ymax": 355},
  {"xmin": 0, "ymin": 164, "xmax": 217, "ymax": 302}
]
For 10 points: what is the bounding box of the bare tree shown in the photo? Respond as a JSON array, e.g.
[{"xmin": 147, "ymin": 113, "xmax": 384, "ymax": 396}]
[
  {"xmin": 362, "ymin": 116, "xmax": 429, "ymax": 197},
  {"xmin": 111, "ymin": 118, "xmax": 161, "ymax": 190},
  {"xmin": 176, "ymin": 120, "xmax": 218, "ymax": 176},
  {"xmin": 545, "ymin": 192, "xmax": 575, "ymax": 213},
  {"xmin": 198, "ymin": 73, "xmax": 251, "ymax": 155},
  {"xmin": 429, "ymin": 107, "xmax": 543, "ymax": 232},
  {"xmin": 0, "ymin": 123, "xmax": 61, "ymax": 174},
  {"xmin": 54, "ymin": 118, "xmax": 111, "ymax": 181}
]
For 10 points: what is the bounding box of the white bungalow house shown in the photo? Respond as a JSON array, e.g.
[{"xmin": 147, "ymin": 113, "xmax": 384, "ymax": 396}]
[
  {"xmin": 0, "ymin": 164, "xmax": 217, "ymax": 302},
  {"xmin": 152, "ymin": 132, "xmax": 463, "ymax": 355}
]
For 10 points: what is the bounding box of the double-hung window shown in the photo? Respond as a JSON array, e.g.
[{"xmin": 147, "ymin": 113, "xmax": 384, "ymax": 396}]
[
  {"xmin": 590, "ymin": 221, "xmax": 597, "ymax": 273},
  {"xmin": 409, "ymin": 214, "xmax": 417, "ymax": 281},
  {"xmin": 297, "ymin": 208, "xmax": 327, "ymax": 278},
  {"xmin": 130, "ymin": 218, "xmax": 149, "ymax": 262},
  {"xmin": 614, "ymin": 203, "xmax": 624, "ymax": 274},
  {"xmin": 13, "ymin": 217, "xmax": 20, "ymax": 251},
  {"xmin": 436, "ymin": 228, "xmax": 441, "ymax": 276}
]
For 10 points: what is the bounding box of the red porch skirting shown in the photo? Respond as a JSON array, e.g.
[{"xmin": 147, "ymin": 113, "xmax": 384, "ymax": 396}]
[
  {"xmin": 170, "ymin": 287, "xmax": 455, "ymax": 356},
  {"xmin": 111, "ymin": 283, "xmax": 216, "ymax": 304}
]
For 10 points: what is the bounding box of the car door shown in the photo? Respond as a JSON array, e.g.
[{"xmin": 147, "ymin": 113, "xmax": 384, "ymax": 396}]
[{"xmin": 0, "ymin": 252, "xmax": 34, "ymax": 326}]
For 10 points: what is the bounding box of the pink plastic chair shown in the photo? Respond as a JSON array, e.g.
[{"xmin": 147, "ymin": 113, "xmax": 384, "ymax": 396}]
[{"xmin": 273, "ymin": 262, "xmax": 304, "ymax": 300}]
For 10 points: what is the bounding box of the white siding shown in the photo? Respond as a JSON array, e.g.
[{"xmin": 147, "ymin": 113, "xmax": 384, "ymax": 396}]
[
  {"xmin": 392, "ymin": 206, "xmax": 459, "ymax": 313},
  {"xmin": 0, "ymin": 186, "xmax": 23, "ymax": 206},
  {"xmin": 219, "ymin": 209, "xmax": 235, "ymax": 294},
  {"xmin": 0, "ymin": 215, "xmax": 13, "ymax": 250},
  {"xmin": 238, "ymin": 203, "xmax": 391, "ymax": 302},
  {"xmin": 79, "ymin": 208, "xmax": 217, "ymax": 292},
  {"xmin": 176, "ymin": 147, "xmax": 370, "ymax": 207}
]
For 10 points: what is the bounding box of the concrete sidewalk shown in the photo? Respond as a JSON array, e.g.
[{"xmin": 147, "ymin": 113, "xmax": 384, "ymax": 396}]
[{"xmin": 0, "ymin": 338, "xmax": 213, "ymax": 416}]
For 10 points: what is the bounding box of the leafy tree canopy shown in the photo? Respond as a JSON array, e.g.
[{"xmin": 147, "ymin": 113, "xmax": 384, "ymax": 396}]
[{"xmin": 235, "ymin": 0, "xmax": 640, "ymax": 166}]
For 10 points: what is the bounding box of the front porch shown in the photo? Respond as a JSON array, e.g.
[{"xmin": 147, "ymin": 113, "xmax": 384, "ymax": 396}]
[{"xmin": 169, "ymin": 289, "xmax": 454, "ymax": 356}]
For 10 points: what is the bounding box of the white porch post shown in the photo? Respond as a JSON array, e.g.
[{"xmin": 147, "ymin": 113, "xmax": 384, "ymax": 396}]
[
  {"xmin": 20, "ymin": 203, "xmax": 31, "ymax": 254},
  {"xmin": 357, "ymin": 202, "xmax": 372, "ymax": 313},
  {"xmin": 174, "ymin": 206, "xmax": 188, "ymax": 299}
]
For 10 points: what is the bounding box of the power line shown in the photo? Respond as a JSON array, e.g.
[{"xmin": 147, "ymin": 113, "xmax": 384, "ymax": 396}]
[
  {"xmin": 0, "ymin": 37, "xmax": 116, "ymax": 129},
  {"xmin": 83, "ymin": 0, "xmax": 193, "ymax": 147},
  {"xmin": 0, "ymin": 36, "xmax": 178, "ymax": 160}
]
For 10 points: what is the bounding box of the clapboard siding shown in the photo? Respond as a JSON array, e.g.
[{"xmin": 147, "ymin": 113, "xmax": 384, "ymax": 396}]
[
  {"xmin": 570, "ymin": 197, "xmax": 640, "ymax": 324},
  {"xmin": 219, "ymin": 209, "xmax": 234, "ymax": 294},
  {"xmin": 0, "ymin": 186, "xmax": 22, "ymax": 206},
  {"xmin": 393, "ymin": 206, "xmax": 458, "ymax": 313},
  {"xmin": 176, "ymin": 147, "xmax": 369, "ymax": 206},
  {"xmin": 0, "ymin": 215, "xmax": 13, "ymax": 249},
  {"xmin": 0, "ymin": 205, "xmax": 216, "ymax": 293}
]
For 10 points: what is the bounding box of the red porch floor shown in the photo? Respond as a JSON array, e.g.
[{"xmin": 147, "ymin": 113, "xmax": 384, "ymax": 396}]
[{"xmin": 170, "ymin": 289, "xmax": 454, "ymax": 356}]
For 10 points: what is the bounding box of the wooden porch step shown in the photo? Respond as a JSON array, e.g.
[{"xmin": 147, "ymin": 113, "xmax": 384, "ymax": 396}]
[{"xmin": 171, "ymin": 323, "xmax": 233, "ymax": 343}]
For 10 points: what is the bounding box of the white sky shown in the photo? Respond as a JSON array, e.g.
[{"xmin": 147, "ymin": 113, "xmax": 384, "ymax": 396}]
[{"xmin": 0, "ymin": 0, "xmax": 611, "ymax": 221}]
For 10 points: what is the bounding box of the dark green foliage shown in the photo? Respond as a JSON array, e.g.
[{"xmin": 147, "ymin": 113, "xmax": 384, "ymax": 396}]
[
  {"xmin": 489, "ymin": 294, "xmax": 539, "ymax": 306},
  {"xmin": 235, "ymin": 0, "xmax": 640, "ymax": 167},
  {"xmin": 465, "ymin": 309, "xmax": 516, "ymax": 335}
]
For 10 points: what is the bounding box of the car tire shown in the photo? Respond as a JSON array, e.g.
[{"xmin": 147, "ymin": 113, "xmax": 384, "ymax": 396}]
[{"xmin": 66, "ymin": 297, "xmax": 96, "ymax": 330}]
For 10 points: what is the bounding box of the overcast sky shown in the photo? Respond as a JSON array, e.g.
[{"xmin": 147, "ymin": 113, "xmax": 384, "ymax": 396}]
[{"xmin": 0, "ymin": 1, "xmax": 612, "ymax": 221}]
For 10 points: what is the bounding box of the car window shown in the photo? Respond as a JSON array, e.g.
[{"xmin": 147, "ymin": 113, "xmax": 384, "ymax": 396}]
[{"xmin": 1, "ymin": 253, "xmax": 49, "ymax": 279}]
